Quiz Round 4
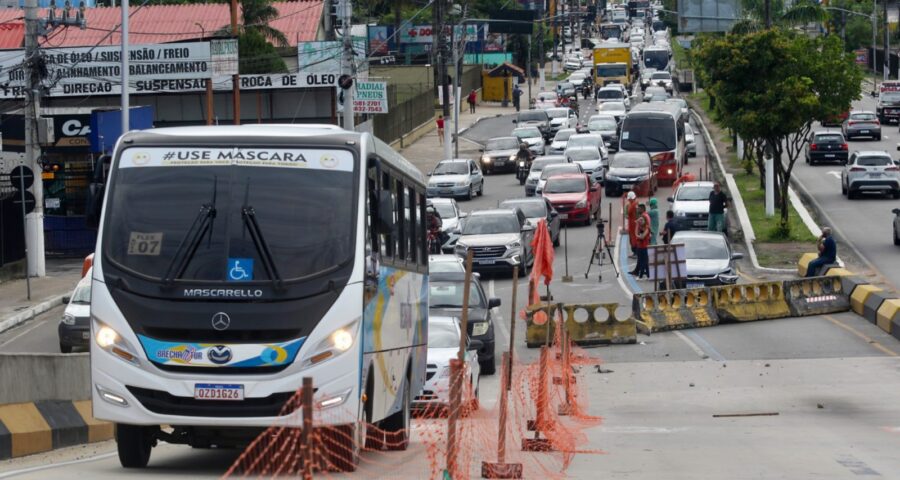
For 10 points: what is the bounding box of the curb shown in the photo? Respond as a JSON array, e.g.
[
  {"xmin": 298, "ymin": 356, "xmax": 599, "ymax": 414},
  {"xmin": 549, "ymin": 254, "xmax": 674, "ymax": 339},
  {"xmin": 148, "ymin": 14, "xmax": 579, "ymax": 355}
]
[
  {"xmin": 690, "ymin": 110, "xmax": 815, "ymax": 275},
  {"xmin": 0, "ymin": 400, "xmax": 113, "ymax": 460},
  {"xmin": 0, "ymin": 295, "xmax": 67, "ymax": 336}
]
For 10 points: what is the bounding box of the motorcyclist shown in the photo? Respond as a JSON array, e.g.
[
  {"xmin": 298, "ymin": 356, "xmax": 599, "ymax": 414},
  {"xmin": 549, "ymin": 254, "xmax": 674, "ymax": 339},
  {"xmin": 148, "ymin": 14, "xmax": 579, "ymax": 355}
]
[
  {"xmin": 425, "ymin": 204, "xmax": 444, "ymax": 253},
  {"xmin": 515, "ymin": 142, "xmax": 534, "ymax": 184}
]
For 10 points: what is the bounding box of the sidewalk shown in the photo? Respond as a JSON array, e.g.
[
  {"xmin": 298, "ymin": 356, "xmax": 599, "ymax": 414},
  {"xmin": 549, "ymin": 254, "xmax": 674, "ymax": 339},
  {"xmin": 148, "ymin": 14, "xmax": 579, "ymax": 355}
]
[
  {"xmin": 399, "ymin": 77, "xmax": 559, "ymax": 174},
  {"xmin": 0, "ymin": 259, "xmax": 83, "ymax": 334}
]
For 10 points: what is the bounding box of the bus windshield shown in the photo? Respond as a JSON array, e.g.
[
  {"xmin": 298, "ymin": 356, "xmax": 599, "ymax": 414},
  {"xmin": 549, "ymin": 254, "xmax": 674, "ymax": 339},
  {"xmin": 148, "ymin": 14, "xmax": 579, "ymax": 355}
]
[
  {"xmin": 644, "ymin": 50, "xmax": 669, "ymax": 70},
  {"xmin": 103, "ymin": 147, "xmax": 356, "ymax": 283},
  {"xmin": 621, "ymin": 115, "xmax": 677, "ymax": 152}
]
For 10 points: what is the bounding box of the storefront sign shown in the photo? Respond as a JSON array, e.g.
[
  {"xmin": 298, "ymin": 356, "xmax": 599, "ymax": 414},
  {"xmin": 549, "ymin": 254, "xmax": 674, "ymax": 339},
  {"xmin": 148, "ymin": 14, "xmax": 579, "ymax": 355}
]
[
  {"xmin": 353, "ymin": 81, "xmax": 388, "ymax": 113},
  {"xmin": 211, "ymin": 38, "xmax": 239, "ymax": 77}
]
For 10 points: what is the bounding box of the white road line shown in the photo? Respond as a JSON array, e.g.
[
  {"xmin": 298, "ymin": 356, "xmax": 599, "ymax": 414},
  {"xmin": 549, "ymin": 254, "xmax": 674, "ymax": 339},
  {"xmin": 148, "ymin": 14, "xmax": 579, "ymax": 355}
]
[
  {"xmin": 0, "ymin": 452, "xmax": 117, "ymax": 479},
  {"xmin": 827, "ymin": 171, "xmax": 842, "ymax": 180},
  {"xmin": 674, "ymin": 331, "xmax": 711, "ymax": 360},
  {"xmin": 489, "ymin": 279, "xmax": 511, "ymax": 348},
  {"xmin": 613, "ymin": 233, "xmax": 633, "ymax": 297},
  {"xmin": 0, "ymin": 316, "xmax": 49, "ymax": 349}
]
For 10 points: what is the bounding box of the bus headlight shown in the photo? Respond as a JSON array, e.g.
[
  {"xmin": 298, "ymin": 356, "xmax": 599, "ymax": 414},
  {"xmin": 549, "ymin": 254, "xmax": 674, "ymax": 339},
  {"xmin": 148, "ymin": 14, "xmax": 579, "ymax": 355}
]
[
  {"xmin": 93, "ymin": 319, "xmax": 140, "ymax": 366},
  {"xmin": 300, "ymin": 320, "xmax": 359, "ymax": 368}
]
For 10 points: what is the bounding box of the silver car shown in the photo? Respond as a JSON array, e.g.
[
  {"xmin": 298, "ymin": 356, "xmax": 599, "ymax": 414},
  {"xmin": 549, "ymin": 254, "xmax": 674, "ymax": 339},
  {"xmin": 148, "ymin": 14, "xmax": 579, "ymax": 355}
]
[
  {"xmin": 670, "ymin": 231, "xmax": 743, "ymax": 288},
  {"xmin": 650, "ymin": 71, "xmax": 673, "ymax": 92},
  {"xmin": 499, "ymin": 197, "xmax": 562, "ymax": 247},
  {"xmin": 842, "ymin": 111, "xmax": 882, "ymax": 140},
  {"xmin": 841, "ymin": 150, "xmax": 900, "ymax": 199},
  {"xmin": 453, "ymin": 209, "xmax": 535, "ymax": 273},
  {"xmin": 597, "ymin": 101, "xmax": 627, "ymax": 124},
  {"xmin": 480, "ymin": 136, "xmax": 520, "ymax": 173},
  {"xmin": 427, "ymin": 159, "xmax": 484, "ymax": 200},
  {"xmin": 685, "ymin": 124, "xmax": 697, "ymax": 157},
  {"xmin": 513, "ymin": 126, "xmax": 545, "ymax": 155},
  {"xmin": 587, "ymin": 114, "xmax": 620, "ymax": 152},
  {"xmin": 524, "ymin": 155, "xmax": 570, "ymax": 196},
  {"xmin": 565, "ymin": 146, "xmax": 605, "ymax": 184},
  {"xmin": 548, "ymin": 128, "xmax": 577, "ymax": 155}
]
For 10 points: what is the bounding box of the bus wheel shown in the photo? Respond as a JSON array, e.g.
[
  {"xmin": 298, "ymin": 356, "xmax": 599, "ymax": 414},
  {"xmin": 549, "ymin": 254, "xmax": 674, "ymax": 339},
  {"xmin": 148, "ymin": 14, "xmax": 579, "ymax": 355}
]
[
  {"xmin": 116, "ymin": 424, "xmax": 155, "ymax": 468},
  {"xmin": 382, "ymin": 379, "xmax": 411, "ymax": 451},
  {"xmin": 322, "ymin": 424, "xmax": 360, "ymax": 472}
]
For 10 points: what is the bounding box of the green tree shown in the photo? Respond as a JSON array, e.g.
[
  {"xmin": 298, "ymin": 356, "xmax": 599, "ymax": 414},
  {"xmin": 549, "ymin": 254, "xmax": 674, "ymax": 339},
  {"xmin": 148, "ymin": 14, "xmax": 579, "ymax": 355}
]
[
  {"xmin": 212, "ymin": 0, "xmax": 289, "ymax": 74},
  {"xmin": 696, "ymin": 30, "xmax": 862, "ymax": 231},
  {"xmin": 731, "ymin": 0, "xmax": 825, "ymax": 33}
]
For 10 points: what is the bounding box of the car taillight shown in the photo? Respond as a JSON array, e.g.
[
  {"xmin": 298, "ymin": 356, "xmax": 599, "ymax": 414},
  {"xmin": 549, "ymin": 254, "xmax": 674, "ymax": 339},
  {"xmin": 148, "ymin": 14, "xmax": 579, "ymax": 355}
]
[
  {"xmin": 848, "ymin": 121, "xmax": 856, "ymax": 126},
  {"xmin": 850, "ymin": 167, "xmax": 866, "ymax": 172},
  {"xmin": 810, "ymin": 144, "xmax": 818, "ymax": 150},
  {"xmin": 886, "ymin": 166, "xmax": 900, "ymax": 171},
  {"xmin": 875, "ymin": 119, "xmax": 881, "ymax": 126},
  {"xmin": 651, "ymin": 152, "xmax": 675, "ymax": 164},
  {"xmin": 841, "ymin": 143, "xmax": 848, "ymax": 150}
]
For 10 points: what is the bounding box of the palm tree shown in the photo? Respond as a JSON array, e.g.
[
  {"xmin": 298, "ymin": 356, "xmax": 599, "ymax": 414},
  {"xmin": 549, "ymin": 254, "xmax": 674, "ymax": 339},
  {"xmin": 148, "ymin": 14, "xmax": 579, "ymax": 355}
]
[
  {"xmin": 731, "ymin": 0, "xmax": 826, "ymax": 33},
  {"xmin": 237, "ymin": 0, "xmax": 289, "ymax": 48}
]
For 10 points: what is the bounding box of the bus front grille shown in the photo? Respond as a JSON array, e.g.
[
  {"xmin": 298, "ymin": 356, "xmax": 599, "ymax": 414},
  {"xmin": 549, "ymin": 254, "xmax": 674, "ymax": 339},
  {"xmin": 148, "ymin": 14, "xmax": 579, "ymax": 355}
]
[{"xmin": 127, "ymin": 386, "xmax": 301, "ymax": 418}]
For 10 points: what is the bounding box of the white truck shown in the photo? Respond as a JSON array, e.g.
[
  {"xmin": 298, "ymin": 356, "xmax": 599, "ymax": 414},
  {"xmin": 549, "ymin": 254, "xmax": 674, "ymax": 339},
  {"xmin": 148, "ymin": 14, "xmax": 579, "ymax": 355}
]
[{"xmin": 877, "ymin": 81, "xmax": 900, "ymax": 124}]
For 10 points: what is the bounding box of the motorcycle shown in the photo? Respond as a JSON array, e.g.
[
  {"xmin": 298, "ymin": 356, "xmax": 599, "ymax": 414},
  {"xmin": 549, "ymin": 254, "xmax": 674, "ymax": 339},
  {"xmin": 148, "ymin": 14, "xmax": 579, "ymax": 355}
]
[{"xmin": 515, "ymin": 152, "xmax": 534, "ymax": 185}]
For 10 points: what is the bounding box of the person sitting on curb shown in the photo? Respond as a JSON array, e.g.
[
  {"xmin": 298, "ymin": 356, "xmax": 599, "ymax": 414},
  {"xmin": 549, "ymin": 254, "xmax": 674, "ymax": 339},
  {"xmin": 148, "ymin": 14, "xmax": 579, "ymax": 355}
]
[{"xmin": 806, "ymin": 227, "xmax": 837, "ymax": 277}]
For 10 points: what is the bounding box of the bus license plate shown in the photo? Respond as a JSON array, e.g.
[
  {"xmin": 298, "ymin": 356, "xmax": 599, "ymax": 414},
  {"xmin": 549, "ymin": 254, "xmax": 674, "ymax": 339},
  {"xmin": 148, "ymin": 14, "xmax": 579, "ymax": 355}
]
[{"xmin": 194, "ymin": 384, "xmax": 244, "ymax": 401}]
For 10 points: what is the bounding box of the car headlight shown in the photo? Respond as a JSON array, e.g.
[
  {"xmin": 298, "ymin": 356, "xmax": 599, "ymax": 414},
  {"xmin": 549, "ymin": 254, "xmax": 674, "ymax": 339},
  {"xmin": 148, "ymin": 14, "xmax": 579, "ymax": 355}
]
[
  {"xmin": 93, "ymin": 319, "xmax": 140, "ymax": 366},
  {"xmin": 575, "ymin": 198, "xmax": 587, "ymax": 208},
  {"xmin": 454, "ymin": 243, "xmax": 468, "ymax": 255},
  {"xmin": 509, "ymin": 155, "xmax": 517, "ymax": 161},
  {"xmin": 456, "ymin": 180, "xmax": 469, "ymax": 186},
  {"xmin": 634, "ymin": 174, "xmax": 650, "ymax": 181},
  {"xmin": 606, "ymin": 174, "xmax": 619, "ymax": 181},
  {"xmin": 482, "ymin": 155, "xmax": 492, "ymax": 163},
  {"xmin": 62, "ymin": 313, "xmax": 76, "ymax": 325},
  {"xmin": 299, "ymin": 320, "xmax": 360, "ymax": 368},
  {"xmin": 506, "ymin": 240, "xmax": 522, "ymax": 250},
  {"xmin": 676, "ymin": 211, "xmax": 687, "ymax": 217},
  {"xmin": 471, "ymin": 321, "xmax": 490, "ymax": 337}
]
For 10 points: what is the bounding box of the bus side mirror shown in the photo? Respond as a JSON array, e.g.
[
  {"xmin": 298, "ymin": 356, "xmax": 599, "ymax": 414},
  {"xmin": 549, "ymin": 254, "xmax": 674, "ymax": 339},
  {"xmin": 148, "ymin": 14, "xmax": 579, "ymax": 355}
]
[{"xmin": 85, "ymin": 154, "xmax": 112, "ymax": 229}]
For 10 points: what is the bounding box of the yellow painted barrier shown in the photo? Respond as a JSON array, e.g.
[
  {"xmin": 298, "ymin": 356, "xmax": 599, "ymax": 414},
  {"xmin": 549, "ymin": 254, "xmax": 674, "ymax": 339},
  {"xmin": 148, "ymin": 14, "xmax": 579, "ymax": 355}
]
[
  {"xmin": 711, "ymin": 282, "xmax": 791, "ymax": 322},
  {"xmin": 876, "ymin": 299, "xmax": 900, "ymax": 336},
  {"xmin": 524, "ymin": 302, "xmax": 636, "ymax": 348},
  {"xmin": 632, "ymin": 288, "xmax": 719, "ymax": 334},
  {"xmin": 798, "ymin": 253, "xmax": 818, "ymax": 277},
  {"xmin": 824, "ymin": 267, "xmax": 854, "ymax": 277},
  {"xmin": 784, "ymin": 276, "xmax": 850, "ymax": 317},
  {"xmin": 850, "ymin": 284, "xmax": 883, "ymax": 316}
]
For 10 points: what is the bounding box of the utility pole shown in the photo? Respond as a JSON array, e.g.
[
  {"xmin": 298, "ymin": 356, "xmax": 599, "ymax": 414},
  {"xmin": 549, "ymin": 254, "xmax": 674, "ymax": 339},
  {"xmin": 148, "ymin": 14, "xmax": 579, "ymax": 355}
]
[
  {"xmin": 23, "ymin": 0, "xmax": 45, "ymax": 278},
  {"xmin": 883, "ymin": 0, "xmax": 889, "ymax": 80},
  {"xmin": 231, "ymin": 0, "xmax": 241, "ymax": 124},
  {"xmin": 121, "ymin": 0, "xmax": 129, "ymax": 133},
  {"xmin": 438, "ymin": 0, "xmax": 451, "ymax": 160},
  {"xmin": 341, "ymin": 0, "xmax": 355, "ymax": 130}
]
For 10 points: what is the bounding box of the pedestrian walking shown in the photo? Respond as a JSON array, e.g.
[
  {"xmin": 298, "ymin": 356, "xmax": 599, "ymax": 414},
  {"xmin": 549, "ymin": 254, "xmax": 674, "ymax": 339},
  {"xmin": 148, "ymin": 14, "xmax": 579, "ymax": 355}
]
[
  {"xmin": 648, "ymin": 197, "xmax": 660, "ymax": 245},
  {"xmin": 635, "ymin": 206, "xmax": 651, "ymax": 278},
  {"xmin": 626, "ymin": 191, "xmax": 638, "ymax": 258},
  {"xmin": 707, "ymin": 182, "xmax": 729, "ymax": 233},
  {"xmin": 512, "ymin": 84, "xmax": 522, "ymax": 112},
  {"xmin": 436, "ymin": 115, "xmax": 445, "ymax": 145},
  {"xmin": 806, "ymin": 227, "xmax": 837, "ymax": 277},
  {"xmin": 467, "ymin": 89, "xmax": 477, "ymax": 114}
]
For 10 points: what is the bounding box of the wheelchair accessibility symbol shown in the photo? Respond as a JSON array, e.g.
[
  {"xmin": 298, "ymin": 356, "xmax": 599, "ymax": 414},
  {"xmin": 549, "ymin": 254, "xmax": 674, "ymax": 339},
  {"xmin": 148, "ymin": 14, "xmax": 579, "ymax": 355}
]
[{"xmin": 227, "ymin": 258, "xmax": 254, "ymax": 282}]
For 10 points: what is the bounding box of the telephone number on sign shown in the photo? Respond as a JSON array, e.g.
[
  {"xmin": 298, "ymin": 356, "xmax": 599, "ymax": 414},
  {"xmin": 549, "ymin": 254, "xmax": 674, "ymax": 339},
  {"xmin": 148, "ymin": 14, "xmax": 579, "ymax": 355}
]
[{"xmin": 355, "ymin": 106, "xmax": 387, "ymax": 113}]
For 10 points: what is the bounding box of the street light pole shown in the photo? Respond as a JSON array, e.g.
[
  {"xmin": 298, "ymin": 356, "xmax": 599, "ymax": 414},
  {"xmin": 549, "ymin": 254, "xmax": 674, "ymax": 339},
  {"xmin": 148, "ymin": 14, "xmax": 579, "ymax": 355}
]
[{"xmin": 883, "ymin": 0, "xmax": 889, "ymax": 80}]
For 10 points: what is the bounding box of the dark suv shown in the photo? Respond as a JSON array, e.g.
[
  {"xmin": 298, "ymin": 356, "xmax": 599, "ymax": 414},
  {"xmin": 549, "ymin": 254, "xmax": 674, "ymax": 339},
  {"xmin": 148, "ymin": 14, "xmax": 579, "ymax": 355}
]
[
  {"xmin": 805, "ymin": 131, "xmax": 848, "ymax": 165},
  {"xmin": 514, "ymin": 110, "xmax": 552, "ymax": 141},
  {"xmin": 429, "ymin": 272, "xmax": 501, "ymax": 374}
]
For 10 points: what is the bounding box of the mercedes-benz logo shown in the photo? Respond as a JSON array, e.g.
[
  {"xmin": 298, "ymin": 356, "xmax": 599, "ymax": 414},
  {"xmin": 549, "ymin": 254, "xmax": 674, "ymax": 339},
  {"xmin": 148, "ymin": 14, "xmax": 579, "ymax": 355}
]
[{"xmin": 211, "ymin": 312, "xmax": 231, "ymax": 331}]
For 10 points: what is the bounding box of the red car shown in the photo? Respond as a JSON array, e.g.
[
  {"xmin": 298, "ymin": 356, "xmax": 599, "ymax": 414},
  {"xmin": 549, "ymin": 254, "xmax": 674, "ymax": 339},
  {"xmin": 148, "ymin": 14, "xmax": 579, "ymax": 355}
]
[
  {"xmin": 541, "ymin": 173, "xmax": 601, "ymax": 225},
  {"xmin": 821, "ymin": 110, "xmax": 849, "ymax": 127}
]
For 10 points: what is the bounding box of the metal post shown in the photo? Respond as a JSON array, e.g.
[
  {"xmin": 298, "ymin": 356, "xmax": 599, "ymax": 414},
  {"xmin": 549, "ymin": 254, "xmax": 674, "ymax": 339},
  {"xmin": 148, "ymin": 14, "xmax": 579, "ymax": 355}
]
[
  {"xmin": 873, "ymin": 0, "xmax": 879, "ymax": 94},
  {"xmin": 24, "ymin": 0, "xmax": 45, "ymax": 278},
  {"xmin": 17, "ymin": 171, "xmax": 31, "ymax": 300},
  {"xmin": 497, "ymin": 351, "xmax": 510, "ymax": 461},
  {"xmin": 562, "ymin": 219, "xmax": 572, "ymax": 282},
  {"xmin": 527, "ymin": 35, "xmax": 532, "ymax": 105},
  {"xmin": 884, "ymin": 0, "xmax": 890, "ymax": 80},
  {"xmin": 231, "ymin": 0, "xmax": 241, "ymax": 125},
  {"xmin": 342, "ymin": 0, "xmax": 355, "ymax": 130},
  {"xmin": 453, "ymin": 23, "xmax": 460, "ymax": 158},
  {"xmin": 300, "ymin": 377, "xmax": 314, "ymax": 480},
  {"xmin": 120, "ymin": 0, "xmax": 130, "ymax": 133},
  {"xmin": 507, "ymin": 265, "xmax": 518, "ymax": 389},
  {"xmin": 206, "ymin": 79, "xmax": 214, "ymax": 125}
]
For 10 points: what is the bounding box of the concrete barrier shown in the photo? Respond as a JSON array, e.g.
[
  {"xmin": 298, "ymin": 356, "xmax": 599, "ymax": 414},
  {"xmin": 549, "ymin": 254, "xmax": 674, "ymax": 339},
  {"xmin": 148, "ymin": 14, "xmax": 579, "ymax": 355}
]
[
  {"xmin": 0, "ymin": 353, "xmax": 91, "ymax": 405},
  {"xmin": 524, "ymin": 302, "xmax": 637, "ymax": 347},
  {"xmin": 783, "ymin": 276, "xmax": 850, "ymax": 317},
  {"xmin": 863, "ymin": 291, "xmax": 896, "ymax": 325},
  {"xmin": 824, "ymin": 267, "xmax": 854, "ymax": 277},
  {"xmin": 797, "ymin": 253, "xmax": 817, "ymax": 277},
  {"xmin": 876, "ymin": 299, "xmax": 900, "ymax": 341},
  {"xmin": 632, "ymin": 288, "xmax": 718, "ymax": 334},
  {"xmin": 849, "ymin": 283, "xmax": 883, "ymax": 317},
  {"xmin": 0, "ymin": 400, "xmax": 112, "ymax": 460},
  {"xmin": 711, "ymin": 282, "xmax": 791, "ymax": 322}
]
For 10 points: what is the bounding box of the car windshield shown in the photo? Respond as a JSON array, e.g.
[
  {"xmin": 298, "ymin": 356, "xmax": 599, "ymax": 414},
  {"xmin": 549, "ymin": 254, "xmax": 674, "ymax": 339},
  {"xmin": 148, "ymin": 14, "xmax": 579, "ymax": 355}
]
[
  {"xmin": 514, "ymin": 128, "xmax": 541, "ymax": 139},
  {"xmin": 612, "ymin": 155, "xmax": 650, "ymax": 168},
  {"xmin": 567, "ymin": 149, "xmax": 601, "ymax": 161},
  {"xmin": 429, "ymin": 259, "xmax": 464, "ymax": 273},
  {"xmin": 541, "ymin": 165, "xmax": 580, "ymax": 179},
  {"xmin": 620, "ymin": 114, "xmax": 676, "ymax": 151},
  {"xmin": 599, "ymin": 103, "xmax": 625, "ymax": 113},
  {"xmin": 554, "ymin": 130, "xmax": 575, "ymax": 142},
  {"xmin": 518, "ymin": 111, "xmax": 548, "ymax": 122},
  {"xmin": 461, "ymin": 215, "xmax": 520, "ymax": 235},
  {"xmin": 857, "ymin": 156, "xmax": 892, "ymax": 166},
  {"xmin": 486, "ymin": 138, "xmax": 519, "ymax": 150},
  {"xmin": 598, "ymin": 90, "xmax": 624, "ymax": 99},
  {"xmin": 814, "ymin": 134, "xmax": 843, "ymax": 143},
  {"xmin": 433, "ymin": 162, "xmax": 469, "ymax": 175},
  {"xmin": 559, "ymin": 82, "xmax": 574, "ymax": 89},
  {"xmin": 531, "ymin": 158, "xmax": 567, "ymax": 171},
  {"xmin": 432, "ymin": 202, "xmax": 457, "ymax": 219},
  {"xmin": 429, "ymin": 281, "xmax": 486, "ymax": 308},
  {"xmin": 547, "ymin": 109, "xmax": 568, "ymax": 119},
  {"xmin": 597, "ymin": 65, "xmax": 628, "ymax": 76},
  {"xmin": 103, "ymin": 147, "xmax": 355, "ymax": 282},
  {"xmin": 500, "ymin": 200, "xmax": 546, "ymax": 218},
  {"xmin": 649, "ymin": 94, "xmax": 669, "ymax": 102},
  {"xmin": 567, "ymin": 136, "xmax": 601, "ymax": 148},
  {"xmin": 589, "ymin": 119, "xmax": 618, "ymax": 130},
  {"xmin": 71, "ymin": 281, "xmax": 91, "ymax": 304},
  {"xmin": 427, "ymin": 321, "xmax": 461, "ymax": 348},
  {"xmin": 851, "ymin": 113, "xmax": 877, "ymax": 121},
  {"xmin": 651, "ymin": 72, "xmax": 671, "ymax": 80},
  {"xmin": 677, "ymin": 185, "xmax": 714, "ymax": 201},
  {"xmin": 545, "ymin": 177, "xmax": 586, "ymax": 194},
  {"xmin": 683, "ymin": 237, "xmax": 729, "ymax": 260}
]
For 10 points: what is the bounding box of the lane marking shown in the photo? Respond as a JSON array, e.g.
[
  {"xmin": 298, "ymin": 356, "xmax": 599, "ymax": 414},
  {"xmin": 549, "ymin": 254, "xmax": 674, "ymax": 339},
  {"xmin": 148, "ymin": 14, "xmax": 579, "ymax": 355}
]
[
  {"xmin": 488, "ymin": 279, "xmax": 511, "ymax": 349},
  {"xmin": 0, "ymin": 452, "xmax": 117, "ymax": 479},
  {"xmin": 614, "ymin": 232, "xmax": 639, "ymax": 296},
  {"xmin": 0, "ymin": 316, "xmax": 52, "ymax": 349},
  {"xmin": 826, "ymin": 171, "xmax": 842, "ymax": 180},
  {"xmin": 674, "ymin": 331, "xmax": 710, "ymax": 360},
  {"xmin": 683, "ymin": 330, "xmax": 727, "ymax": 362},
  {"xmin": 823, "ymin": 314, "xmax": 899, "ymax": 357}
]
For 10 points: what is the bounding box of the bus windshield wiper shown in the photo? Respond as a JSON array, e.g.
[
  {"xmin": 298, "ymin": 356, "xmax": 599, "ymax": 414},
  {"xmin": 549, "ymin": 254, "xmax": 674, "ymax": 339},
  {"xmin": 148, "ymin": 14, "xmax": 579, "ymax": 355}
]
[
  {"xmin": 162, "ymin": 178, "xmax": 217, "ymax": 285},
  {"xmin": 241, "ymin": 206, "xmax": 284, "ymax": 291}
]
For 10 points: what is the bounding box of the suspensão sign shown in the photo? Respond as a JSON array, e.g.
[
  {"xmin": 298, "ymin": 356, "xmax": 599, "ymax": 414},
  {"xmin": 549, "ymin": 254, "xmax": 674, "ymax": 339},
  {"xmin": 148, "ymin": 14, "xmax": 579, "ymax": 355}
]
[{"xmin": 0, "ymin": 42, "xmax": 212, "ymax": 98}]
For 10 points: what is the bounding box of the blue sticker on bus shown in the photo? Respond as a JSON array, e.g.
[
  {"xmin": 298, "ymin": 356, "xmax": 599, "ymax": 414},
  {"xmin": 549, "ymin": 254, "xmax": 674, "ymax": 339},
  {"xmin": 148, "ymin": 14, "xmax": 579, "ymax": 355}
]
[{"xmin": 227, "ymin": 258, "xmax": 254, "ymax": 281}]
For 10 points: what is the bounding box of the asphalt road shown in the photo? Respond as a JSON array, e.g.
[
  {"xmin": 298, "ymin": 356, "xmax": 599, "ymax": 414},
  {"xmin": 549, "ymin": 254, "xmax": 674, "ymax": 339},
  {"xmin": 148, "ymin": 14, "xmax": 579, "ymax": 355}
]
[
  {"xmin": 792, "ymin": 92, "xmax": 900, "ymax": 290},
  {"xmin": 0, "ymin": 304, "xmax": 69, "ymax": 354},
  {"xmin": 6, "ymin": 85, "xmax": 900, "ymax": 479}
]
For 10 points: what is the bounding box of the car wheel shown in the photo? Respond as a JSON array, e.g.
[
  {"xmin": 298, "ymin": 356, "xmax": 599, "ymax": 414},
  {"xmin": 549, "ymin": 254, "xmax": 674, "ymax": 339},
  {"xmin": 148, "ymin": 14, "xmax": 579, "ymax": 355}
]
[
  {"xmin": 116, "ymin": 424, "xmax": 155, "ymax": 469},
  {"xmin": 60, "ymin": 343, "xmax": 72, "ymax": 354},
  {"xmin": 894, "ymin": 225, "xmax": 900, "ymax": 245},
  {"xmin": 477, "ymin": 181, "xmax": 484, "ymax": 196},
  {"xmin": 842, "ymin": 181, "xmax": 847, "ymax": 195},
  {"xmin": 848, "ymin": 189, "xmax": 856, "ymax": 200},
  {"xmin": 480, "ymin": 355, "xmax": 496, "ymax": 376},
  {"xmin": 876, "ymin": 134, "xmax": 882, "ymax": 141},
  {"xmin": 894, "ymin": 189, "xmax": 900, "ymax": 200}
]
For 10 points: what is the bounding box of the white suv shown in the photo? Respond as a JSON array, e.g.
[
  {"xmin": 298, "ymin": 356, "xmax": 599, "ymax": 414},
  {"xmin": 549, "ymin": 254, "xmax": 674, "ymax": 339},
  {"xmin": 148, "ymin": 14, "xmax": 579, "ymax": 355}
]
[{"xmin": 841, "ymin": 150, "xmax": 900, "ymax": 199}]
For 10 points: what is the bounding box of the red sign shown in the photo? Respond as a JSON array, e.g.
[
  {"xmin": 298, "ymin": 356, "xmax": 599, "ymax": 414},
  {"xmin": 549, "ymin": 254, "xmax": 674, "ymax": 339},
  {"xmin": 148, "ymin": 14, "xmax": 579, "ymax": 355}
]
[{"xmin": 855, "ymin": 49, "xmax": 868, "ymax": 65}]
